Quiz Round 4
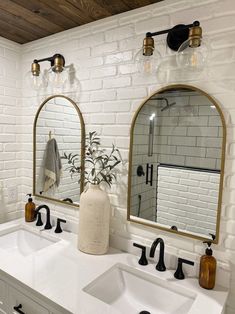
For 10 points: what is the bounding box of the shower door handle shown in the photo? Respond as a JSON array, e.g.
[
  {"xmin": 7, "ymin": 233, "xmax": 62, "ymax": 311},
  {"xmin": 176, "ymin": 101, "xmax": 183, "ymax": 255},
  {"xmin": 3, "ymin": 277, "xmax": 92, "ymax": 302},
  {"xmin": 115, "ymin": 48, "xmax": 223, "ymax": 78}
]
[{"xmin": 146, "ymin": 163, "xmax": 153, "ymax": 186}]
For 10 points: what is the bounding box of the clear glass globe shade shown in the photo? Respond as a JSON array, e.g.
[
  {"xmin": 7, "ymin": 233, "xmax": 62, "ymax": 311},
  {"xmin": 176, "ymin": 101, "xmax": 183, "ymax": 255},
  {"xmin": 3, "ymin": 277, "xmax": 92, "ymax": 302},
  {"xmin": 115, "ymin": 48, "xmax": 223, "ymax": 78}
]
[
  {"xmin": 177, "ymin": 38, "xmax": 210, "ymax": 72},
  {"xmin": 62, "ymin": 69, "xmax": 81, "ymax": 101},
  {"xmin": 134, "ymin": 48, "xmax": 161, "ymax": 75},
  {"xmin": 25, "ymin": 71, "xmax": 42, "ymax": 91},
  {"xmin": 48, "ymin": 67, "xmax": 67, "ymax": 91}
]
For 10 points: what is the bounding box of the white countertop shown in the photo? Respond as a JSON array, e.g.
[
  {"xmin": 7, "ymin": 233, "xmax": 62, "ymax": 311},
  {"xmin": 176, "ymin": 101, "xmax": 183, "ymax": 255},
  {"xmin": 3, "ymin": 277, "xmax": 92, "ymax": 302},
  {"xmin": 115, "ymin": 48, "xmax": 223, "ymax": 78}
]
[{"xmin": 0, "ymin": 219, "xmax": 228, "ymax": 314}]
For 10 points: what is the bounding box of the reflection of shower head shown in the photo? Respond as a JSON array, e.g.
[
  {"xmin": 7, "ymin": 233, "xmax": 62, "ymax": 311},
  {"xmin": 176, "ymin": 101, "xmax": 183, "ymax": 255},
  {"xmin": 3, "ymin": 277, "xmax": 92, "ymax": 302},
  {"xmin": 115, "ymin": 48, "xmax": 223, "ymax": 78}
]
[
  {"xmin": 161, "ymin": 101, "xmax": 176, "ymax": 112},
  {"xmin": 153, "ymin": 97, "xmax": 176, "ymax": 112}
]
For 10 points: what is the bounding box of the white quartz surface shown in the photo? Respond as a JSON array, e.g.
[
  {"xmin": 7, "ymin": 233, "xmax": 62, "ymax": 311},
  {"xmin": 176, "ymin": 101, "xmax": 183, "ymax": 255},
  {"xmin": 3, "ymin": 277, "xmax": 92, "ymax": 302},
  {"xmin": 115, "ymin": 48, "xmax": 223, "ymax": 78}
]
[{"xmin": 0, "ymin": 220, "xmax": 228, "ymax": 314}]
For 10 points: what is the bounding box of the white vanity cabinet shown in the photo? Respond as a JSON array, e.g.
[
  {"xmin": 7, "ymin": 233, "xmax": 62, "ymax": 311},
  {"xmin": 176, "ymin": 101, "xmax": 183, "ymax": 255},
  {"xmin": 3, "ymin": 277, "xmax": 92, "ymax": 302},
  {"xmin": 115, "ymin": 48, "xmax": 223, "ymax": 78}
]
[
  {"xmin": 0, "ymin": 278, "xmax": 7, "ymax": 314},
  {"xmin": 9, "ymin": 286, "xmax": 49, "ymax": 314},
  {"xmin": 0, "ymin": 271, "xmax": 71, "ymax": 314}
]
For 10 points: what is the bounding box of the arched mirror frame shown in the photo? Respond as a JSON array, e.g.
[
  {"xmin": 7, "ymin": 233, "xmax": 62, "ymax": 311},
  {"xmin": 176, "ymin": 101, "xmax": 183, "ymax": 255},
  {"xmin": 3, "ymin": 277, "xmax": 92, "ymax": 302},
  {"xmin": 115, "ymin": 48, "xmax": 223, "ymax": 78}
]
[
  {"xmin": 127, "ymin": 84, "xmax": 226, "ymax": 243},
  {"xmin": 33, "ymin": 95, "xmax": 85, "ymax": 208}
]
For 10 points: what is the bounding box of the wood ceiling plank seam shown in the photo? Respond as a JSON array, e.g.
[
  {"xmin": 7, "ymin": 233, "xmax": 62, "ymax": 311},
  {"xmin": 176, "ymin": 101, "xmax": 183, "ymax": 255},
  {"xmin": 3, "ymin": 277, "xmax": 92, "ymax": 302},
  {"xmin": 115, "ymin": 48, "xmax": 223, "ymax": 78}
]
[
  {"xmin": 0, "ymin": 13, "xmax": 46, "ymax": 42},
  {"xmin": 66, "ymin": 0, "xmax": 112, "ymax": 20},
  {"xmin": 90, "ymin": 0, "xmax": 132, "ymax": 15},
  {"xmin": 42, "ymin": 0, "xmax": 95, "ymax": 25},
  {"xmin": 0, "ymin": 0, "xmax": 63, "ymax": 33},
  {"xmin": 0, "ymin": 0, "xmax": 165, "ymax": 43},
  {"xmin": 0, "ymin": 21, "xmax": 29, "ymax": 44},
  {"xmin": 0, "ymin": 9, "xmax": 52, "ymax": 38},
  {"xmin": 122, "ymin": 0, "xmax": 162, "ymax": 10},
  {"xmin": 10, "ymin": 0, "xmax": 78, "ymax": 29},
  {"xmin": 0, "ymin": 32, "xmax": 25, "ymax": 44},
  {"xmin": 0, "ymin": 19, "xmax": 35, "ymax": 42}
]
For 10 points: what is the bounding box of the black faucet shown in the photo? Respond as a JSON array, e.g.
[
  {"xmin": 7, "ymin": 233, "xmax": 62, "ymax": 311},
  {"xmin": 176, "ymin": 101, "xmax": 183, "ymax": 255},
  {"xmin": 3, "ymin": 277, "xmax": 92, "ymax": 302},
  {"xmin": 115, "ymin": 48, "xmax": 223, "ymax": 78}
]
[
  {"xmin": 35, "ymin": 205, "xmax": 52, "ymax": 230},
  {"xmin": 149, "ymin": 238, "xmax": 166, "ymax": 271},
  {"xmin": 174, "ymin": 258, "xmax": 194, "ymax": 280},
  {"xmin": 133, "ymin": 243, "xmax": 148, "ymax": 266},
  {"xmin": 55, "ymin": 218, "xmax": 67, "ymax": 233}
]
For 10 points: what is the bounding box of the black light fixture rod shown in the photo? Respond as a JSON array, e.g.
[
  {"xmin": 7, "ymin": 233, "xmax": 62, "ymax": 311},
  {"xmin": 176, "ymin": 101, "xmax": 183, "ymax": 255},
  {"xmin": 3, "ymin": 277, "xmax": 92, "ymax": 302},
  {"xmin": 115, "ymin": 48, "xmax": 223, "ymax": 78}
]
[
  {"xmin": 33, "ymin": 53, "xmax": 65, "ymax": 65},
  {"xmin": 33, "ymin": 56, "xmax": 54, "ymax": 64},
  {"xmin": 146, "ymin": 21, "xmax": 199, "ymax": 38}
]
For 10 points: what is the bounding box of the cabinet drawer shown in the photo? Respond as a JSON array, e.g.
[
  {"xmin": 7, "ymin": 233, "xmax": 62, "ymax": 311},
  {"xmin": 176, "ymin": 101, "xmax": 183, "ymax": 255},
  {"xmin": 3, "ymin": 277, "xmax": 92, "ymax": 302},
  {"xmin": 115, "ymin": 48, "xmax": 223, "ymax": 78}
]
[{"xmin": 8, "ymin": 286, "xmax": 49, "ymax": 314}]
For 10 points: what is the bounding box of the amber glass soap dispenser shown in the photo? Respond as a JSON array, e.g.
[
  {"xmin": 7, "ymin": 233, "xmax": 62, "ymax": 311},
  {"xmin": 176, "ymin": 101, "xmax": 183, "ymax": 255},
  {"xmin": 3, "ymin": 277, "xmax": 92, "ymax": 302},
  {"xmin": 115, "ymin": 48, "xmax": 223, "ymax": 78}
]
[
  {"xmin": 25, "ymin": 194, "xmax": 36, "ymax": 222},
  {"xmin": 199, "ymin": 235, "xmax": 216, "ymax": 290}
]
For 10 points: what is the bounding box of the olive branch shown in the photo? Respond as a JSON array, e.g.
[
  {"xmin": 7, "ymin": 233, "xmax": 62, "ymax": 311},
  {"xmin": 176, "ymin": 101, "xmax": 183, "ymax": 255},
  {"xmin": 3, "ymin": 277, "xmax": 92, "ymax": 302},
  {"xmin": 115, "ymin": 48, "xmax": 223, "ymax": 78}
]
[{"xmin": 62, "ymin": 131, "xmax": 121, "ymax": 187}]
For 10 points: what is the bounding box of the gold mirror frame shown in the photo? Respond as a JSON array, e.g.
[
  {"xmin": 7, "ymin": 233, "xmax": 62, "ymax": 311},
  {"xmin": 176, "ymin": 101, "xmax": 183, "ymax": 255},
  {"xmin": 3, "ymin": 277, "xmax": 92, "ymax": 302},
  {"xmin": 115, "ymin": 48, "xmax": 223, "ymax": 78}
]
[
  {"xmin": 127, "ymin": 84, "xmax": 226, "ymax": 243},
  {"xmin": 33, "ymin": 95, "xmax": 85, "ymax": 208}
]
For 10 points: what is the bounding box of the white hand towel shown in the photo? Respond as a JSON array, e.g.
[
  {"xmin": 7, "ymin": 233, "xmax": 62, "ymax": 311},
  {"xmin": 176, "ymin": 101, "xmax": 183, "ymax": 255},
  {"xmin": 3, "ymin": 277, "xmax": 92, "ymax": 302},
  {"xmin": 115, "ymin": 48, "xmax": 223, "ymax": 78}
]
[{"xmin": 44, "ymin": 138, "xmax": 62, "ymax": 192}]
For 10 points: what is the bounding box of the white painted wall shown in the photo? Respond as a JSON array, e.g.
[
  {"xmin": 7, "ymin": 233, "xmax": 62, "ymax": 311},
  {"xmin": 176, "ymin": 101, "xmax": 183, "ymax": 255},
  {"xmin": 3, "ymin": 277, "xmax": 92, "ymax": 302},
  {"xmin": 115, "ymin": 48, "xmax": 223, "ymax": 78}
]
[{"xmin": 0, "ymin": 0, "xmax": 235, "ymax": 312}]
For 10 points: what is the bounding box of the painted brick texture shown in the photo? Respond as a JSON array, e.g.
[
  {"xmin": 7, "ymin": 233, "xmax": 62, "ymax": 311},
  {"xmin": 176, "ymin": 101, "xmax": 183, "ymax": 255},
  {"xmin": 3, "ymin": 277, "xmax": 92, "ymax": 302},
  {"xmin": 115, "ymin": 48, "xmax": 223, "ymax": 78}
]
[
  {"xmin": 0, "ymin": 38, "xmax": 22, "ymax": 223},
  {"xmin": 0, "ymin": 0, "xmax": 234, "ymax": 312}
]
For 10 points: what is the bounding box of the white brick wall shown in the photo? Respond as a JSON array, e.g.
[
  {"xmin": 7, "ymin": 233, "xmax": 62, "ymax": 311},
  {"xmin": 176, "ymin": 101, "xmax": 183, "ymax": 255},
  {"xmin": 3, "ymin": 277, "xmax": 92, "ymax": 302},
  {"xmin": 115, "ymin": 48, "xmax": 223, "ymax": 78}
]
[
  {"xmin": 0, "ymin": 0, "xmax": 234, "ymax": 312},
  {"xmin": 0, "ymin": 37, "xmax": 22, "ymax": 223}
]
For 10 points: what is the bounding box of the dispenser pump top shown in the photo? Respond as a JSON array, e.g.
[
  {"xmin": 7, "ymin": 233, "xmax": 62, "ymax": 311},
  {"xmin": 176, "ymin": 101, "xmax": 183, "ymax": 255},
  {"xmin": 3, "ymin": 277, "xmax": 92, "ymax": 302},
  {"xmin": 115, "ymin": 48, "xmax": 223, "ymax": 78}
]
[
  {"xmin": 203, "ymin": 234, "xmax": 216, "ymax": 256},
  {"xmin": 26, "ymin": 193, "xmax": 33, "ymax": 202}
]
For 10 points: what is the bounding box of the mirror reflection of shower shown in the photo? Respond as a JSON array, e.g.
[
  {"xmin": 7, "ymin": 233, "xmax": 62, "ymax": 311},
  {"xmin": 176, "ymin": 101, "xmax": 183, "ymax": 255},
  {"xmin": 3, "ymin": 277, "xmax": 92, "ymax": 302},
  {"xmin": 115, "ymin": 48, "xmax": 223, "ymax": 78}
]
[
  {"xmin": 160, "ymin": 98, "xmax": 176, "ymax": 112},
  {"xmin": 148, "ymin": 113, "xmax": 155, "ymax": 156}
]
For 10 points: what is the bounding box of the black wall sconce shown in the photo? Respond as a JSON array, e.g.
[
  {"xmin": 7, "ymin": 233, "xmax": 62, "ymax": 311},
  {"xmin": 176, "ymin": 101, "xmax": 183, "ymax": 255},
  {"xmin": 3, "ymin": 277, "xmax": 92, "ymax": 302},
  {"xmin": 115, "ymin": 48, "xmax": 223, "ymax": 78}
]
[
  {"xmin": 26, "ymin": 53, "xmax": 66, "ymax": 90},
  {"xmin": 135, "ymin": 20, "xmax": 209, "ymax": 74}
]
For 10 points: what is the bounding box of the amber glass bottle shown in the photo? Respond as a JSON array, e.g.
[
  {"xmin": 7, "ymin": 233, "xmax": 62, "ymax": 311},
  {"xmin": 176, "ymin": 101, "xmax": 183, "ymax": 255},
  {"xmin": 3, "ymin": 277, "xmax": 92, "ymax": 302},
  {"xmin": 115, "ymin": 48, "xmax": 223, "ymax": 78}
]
[
  {"xmin": 25, "ymin": 194, "xmax": 36, "ymax": 222},
  {"xmin": 199, "ymin": 239, "xmax": 216, "ymax": 290}
]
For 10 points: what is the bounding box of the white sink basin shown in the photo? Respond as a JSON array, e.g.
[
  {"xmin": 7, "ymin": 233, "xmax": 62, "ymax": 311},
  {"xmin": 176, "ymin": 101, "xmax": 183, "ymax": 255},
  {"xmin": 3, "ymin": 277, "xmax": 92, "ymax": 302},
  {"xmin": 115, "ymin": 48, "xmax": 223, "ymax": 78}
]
[
  {"xmin": 0, "ymin": 226, "xmax": 59, "ymax": 256},
  {"xmin": 84, "ymin": 263, "xmax": 196, "ymax": 314}
]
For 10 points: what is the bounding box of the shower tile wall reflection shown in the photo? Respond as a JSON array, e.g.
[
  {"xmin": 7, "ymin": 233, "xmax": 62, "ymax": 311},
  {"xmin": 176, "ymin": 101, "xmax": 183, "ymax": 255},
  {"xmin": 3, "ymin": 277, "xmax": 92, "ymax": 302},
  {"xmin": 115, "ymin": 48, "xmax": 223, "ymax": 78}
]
[{"xmin": 130, "ymin": 89, "xmax": 223, "ymax": 238}]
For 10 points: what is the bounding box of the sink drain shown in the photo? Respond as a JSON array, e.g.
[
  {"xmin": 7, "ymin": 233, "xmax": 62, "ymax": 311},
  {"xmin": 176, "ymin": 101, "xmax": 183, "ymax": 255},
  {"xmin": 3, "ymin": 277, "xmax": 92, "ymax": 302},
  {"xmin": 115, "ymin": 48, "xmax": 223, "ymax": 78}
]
[{"xmin": 139, "ymin": 311, "xmax": 151, "ymax": 314}]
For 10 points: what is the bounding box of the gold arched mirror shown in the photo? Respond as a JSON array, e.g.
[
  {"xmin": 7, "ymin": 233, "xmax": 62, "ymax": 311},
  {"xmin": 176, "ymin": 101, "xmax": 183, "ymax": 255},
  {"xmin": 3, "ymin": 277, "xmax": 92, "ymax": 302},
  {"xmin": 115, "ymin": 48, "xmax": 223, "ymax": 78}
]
[
  {"xmin": 33, "ymin": 95, "xmax": 85, "ymax": 207},
  {"xmin": 127, "ymin": 85, "xmax": 226, "ymax": 243}
]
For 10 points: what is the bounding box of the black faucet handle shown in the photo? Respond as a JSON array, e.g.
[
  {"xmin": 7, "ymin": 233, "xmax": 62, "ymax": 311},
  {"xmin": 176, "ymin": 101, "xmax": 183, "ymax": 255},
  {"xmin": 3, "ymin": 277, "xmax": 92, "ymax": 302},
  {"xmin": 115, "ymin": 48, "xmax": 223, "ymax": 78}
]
[
  {"xmin": 35, "ymin": 212, "xmax": 43, "ymax": 226},
  {"xmin": 174, "ymin": 258, "xmax": 194, "ymax": 280},
  {"xmin": 133, "ymin": 243, "xmax": 148, "ymax": 266},
  {"xmin": 55, "ymin": 218, "xmax": 67, "ymax": 233}
]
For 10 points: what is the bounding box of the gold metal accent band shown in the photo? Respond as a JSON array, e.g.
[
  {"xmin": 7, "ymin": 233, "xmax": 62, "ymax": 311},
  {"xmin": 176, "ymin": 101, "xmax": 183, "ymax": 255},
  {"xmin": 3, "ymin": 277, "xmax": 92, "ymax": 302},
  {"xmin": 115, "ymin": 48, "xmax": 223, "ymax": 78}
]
[
  {"xmin": 52, "ymin": 55, "xmax": 65, "ymax": 73},
  {"xmin": 143, "ymin": 37, "xmax": 154, "ymax": 56},
  {"xmin": 189, "ymin": 26, "xmax": 202, "ymax": 48},
  {"xmin": 33, "ymin": 95, "xmax": 85, "ymax": 209},
  {"xmin": 31, "ymin": 62, "xmax": 40, "ymax": 76},
  {"xmin": 127, "ymin": 84, "xmax": 226, "ymax": 244}
]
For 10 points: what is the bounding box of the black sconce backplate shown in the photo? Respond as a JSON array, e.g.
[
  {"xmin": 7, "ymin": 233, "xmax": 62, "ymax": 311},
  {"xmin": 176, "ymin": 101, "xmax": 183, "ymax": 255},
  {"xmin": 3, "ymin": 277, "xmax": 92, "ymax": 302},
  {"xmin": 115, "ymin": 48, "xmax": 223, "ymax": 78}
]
[{"xmin": 167, "ymin": 24, "xmax": 189, "ymax": 51}]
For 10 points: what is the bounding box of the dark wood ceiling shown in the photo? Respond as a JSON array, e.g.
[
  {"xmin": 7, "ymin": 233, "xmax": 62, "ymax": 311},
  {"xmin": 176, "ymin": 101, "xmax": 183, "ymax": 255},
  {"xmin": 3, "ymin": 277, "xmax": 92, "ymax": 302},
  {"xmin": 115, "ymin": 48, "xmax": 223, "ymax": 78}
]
[{"xmin": 0, "ymin": 0, "xmax": 163, "ymax": 44}]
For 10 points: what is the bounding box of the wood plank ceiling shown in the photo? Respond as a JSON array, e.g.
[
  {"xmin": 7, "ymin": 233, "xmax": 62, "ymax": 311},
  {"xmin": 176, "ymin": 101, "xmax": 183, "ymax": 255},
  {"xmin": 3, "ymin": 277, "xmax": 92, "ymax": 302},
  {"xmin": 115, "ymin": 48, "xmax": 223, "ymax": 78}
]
[{"xmin": 0, "ymin": 0, "xmax": 163, "ymax": 44}]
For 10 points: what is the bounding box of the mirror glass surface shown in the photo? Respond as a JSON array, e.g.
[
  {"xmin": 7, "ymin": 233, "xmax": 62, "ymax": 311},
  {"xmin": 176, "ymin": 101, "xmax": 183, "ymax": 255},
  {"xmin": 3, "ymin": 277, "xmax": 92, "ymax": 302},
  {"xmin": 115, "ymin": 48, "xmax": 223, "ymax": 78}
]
[
  {"xmin": 33, "ymin": 95, "xmax": 84, "ymax": 207},
  {"xmin": 128, "ymin": 85, "xmax": 225, "ymax": 241}
]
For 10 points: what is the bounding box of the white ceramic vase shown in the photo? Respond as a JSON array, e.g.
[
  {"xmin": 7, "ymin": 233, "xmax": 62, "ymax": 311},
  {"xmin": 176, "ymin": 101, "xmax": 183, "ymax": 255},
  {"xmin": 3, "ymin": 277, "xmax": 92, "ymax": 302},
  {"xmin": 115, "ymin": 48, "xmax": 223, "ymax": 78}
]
[{"xmin": 78, "ymin": 184, "xmax": 111, "ymax": 255}]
